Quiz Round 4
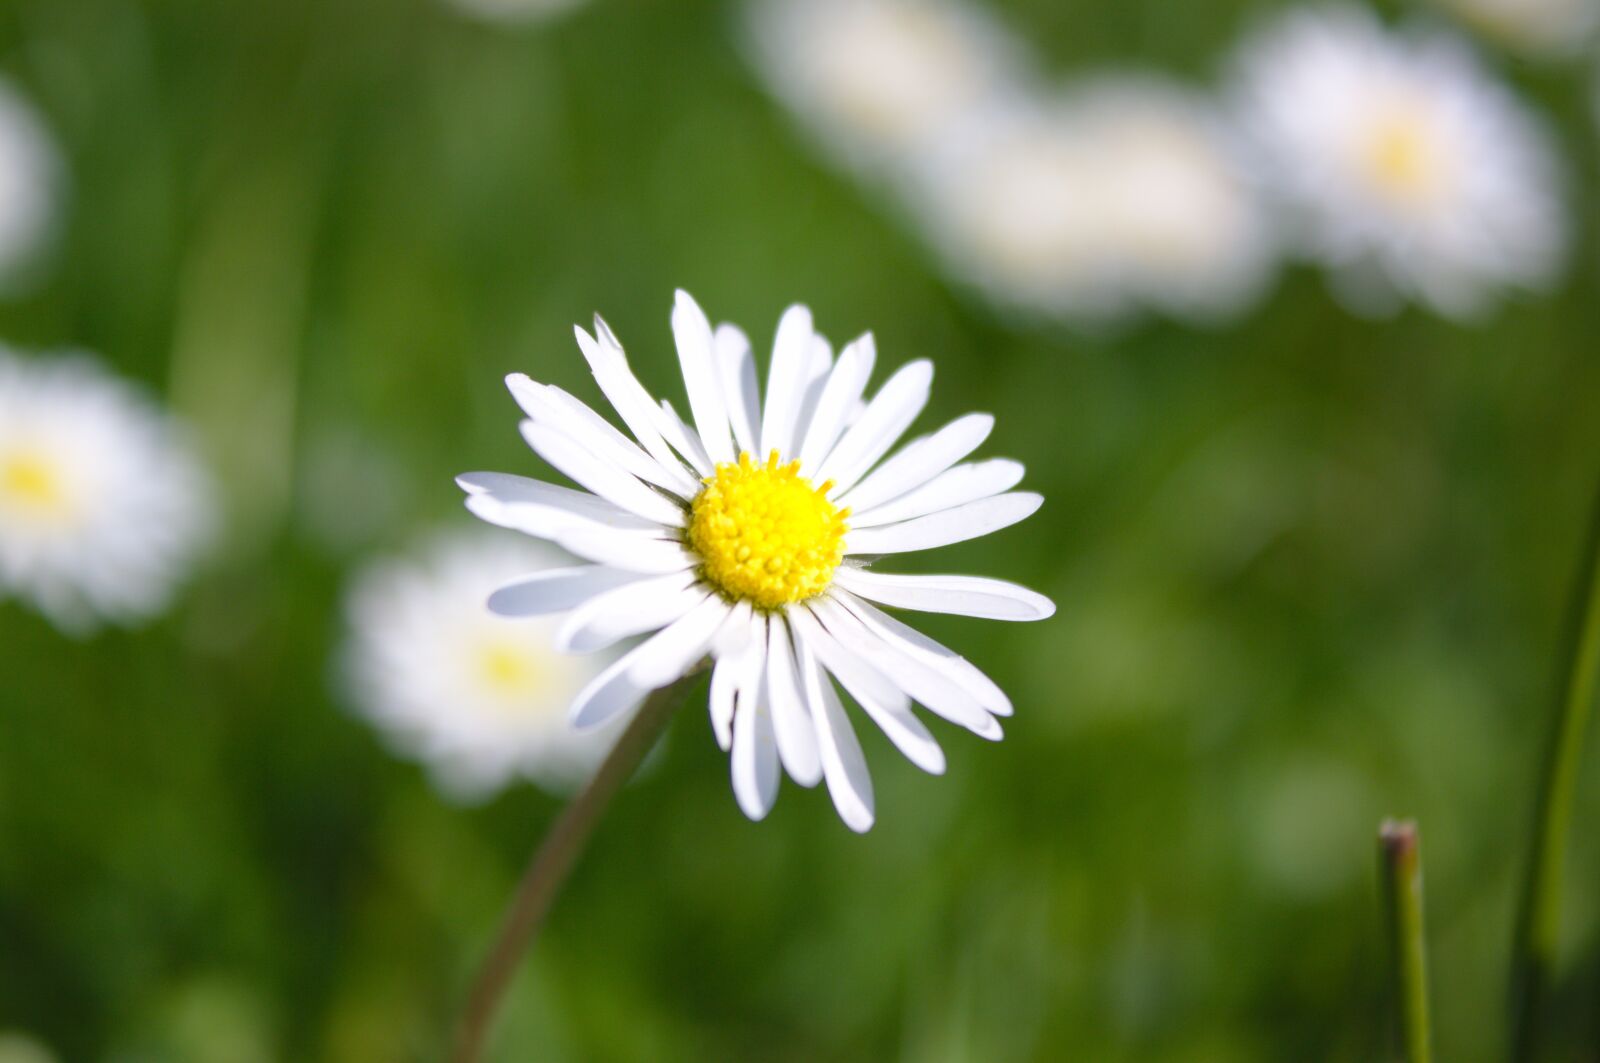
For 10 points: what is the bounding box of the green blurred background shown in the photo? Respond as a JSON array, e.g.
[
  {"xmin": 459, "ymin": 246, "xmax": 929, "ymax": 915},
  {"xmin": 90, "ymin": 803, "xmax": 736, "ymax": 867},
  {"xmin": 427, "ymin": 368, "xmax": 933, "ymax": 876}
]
[{"xmin": 2, "ymin": 0, "xmax": 1599, "ymax": 1059}]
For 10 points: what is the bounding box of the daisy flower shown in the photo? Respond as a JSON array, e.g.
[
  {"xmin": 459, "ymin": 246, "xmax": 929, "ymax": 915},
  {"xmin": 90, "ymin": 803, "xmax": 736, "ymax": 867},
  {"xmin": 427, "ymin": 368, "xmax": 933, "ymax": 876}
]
[
  {"xmin": 910, "ymin": 80, "xmax": 1276, "ymax": 325},
  {"xmin": 341, "ymin": 530, "xmax": 622, "ymax": 801},
  {"xmin": 906, "ymin": 98, "xmax": 1125, "ymax": 322},
  {"xmin": 1430, "ymin": 0, "xmax": 1598, "ymax": 57},
  {"xmin": 743, "ymin": 0, "xmax": 1025, "ymax": 174},
  {"xmin": 1070, "ymin": 76, "xmax": 1277, "ymax": 323},
  {"xmin": 460, "ymin": 291, "xmax": 1053, "ymax": 831},
  {"xmin": 0, "ymin": 78, "xmax": 61, "ymax": 283},
  {"xmin": 0, "ymin": 349, "xmax": 213, "ymax": 633},
  {"xmin": 1230, "ymin": 5, "xmax": 1565, "ymax": 318}
]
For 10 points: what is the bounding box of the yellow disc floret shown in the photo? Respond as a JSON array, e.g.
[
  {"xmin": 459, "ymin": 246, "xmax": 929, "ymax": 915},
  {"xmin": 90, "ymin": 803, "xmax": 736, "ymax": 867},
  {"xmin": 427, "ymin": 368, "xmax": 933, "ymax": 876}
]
[
  {"xmin": 686, "ymin": 450, "xmax": 849, "ymax": 611},
  {"xmin": 1364, "ymin": 108, "xmax": 1442, "ymax": 204},
  {"xmin": 1, "ymin": 450, "xmax": 67, "ymax": 516}
]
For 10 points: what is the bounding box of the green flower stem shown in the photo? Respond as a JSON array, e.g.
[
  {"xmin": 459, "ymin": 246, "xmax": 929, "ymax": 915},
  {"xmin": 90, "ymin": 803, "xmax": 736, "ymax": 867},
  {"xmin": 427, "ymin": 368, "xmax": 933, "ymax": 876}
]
[
  {"xmin": 1380, "ymin": 819, "xmax": 1432, "ymax": 1063},
  {"xmin": 449, "ymin": 670, "xmax": 700, "ymax": 1063},
  {"xmin": 1510, "ymin": 485, "xmax": 1600, "ymax": 1063}
]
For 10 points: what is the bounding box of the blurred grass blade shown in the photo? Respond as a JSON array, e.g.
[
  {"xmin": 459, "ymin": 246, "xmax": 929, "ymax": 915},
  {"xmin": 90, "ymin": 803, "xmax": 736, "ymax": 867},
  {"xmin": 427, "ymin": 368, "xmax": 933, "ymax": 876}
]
[
  {"xmin": 1510, "ymin": 482, "xmax": 1600, "ymax": 1062},
  {"xmin": 168, "ymin": 146, "xmax": 318, "ymax": 556},
  {"xmin": 1379, "ymin": 819, "xmax": 1431, "ymax": 1063}
]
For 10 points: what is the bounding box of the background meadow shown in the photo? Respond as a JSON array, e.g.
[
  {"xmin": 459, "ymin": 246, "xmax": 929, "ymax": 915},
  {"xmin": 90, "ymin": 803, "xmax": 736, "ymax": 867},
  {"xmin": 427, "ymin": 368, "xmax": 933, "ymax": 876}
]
[{"xmin": 2, "ymin": 0, "xmax": 1600, "ymax": 1060}]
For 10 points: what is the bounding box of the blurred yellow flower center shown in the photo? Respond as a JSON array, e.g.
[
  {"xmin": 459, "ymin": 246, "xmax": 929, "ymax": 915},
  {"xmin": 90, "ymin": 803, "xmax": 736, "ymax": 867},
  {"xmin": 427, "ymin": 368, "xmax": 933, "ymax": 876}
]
[
  {"xmin": 0, "ymin": 451, "xmax": 65, "ymax": 514},
  {"xmin": 476, "ymin": 642, "xmax": 542, "ymax": 696},
  {"xmin": 1364, "ymin": 111, "xmax": 1439, "ymax": 202},
  {"xmin": 687, "ymin": 450, "xmax": 850, "ymax": 611}
]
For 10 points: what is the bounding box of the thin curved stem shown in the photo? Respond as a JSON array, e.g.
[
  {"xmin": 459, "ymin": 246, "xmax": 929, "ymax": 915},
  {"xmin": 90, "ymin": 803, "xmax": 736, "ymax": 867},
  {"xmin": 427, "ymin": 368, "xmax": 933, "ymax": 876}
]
[
  {"xmin": 449, "ymin": 671, "xmax": 700, "ymax": 1063},
  {"xmin": 1510, "ymin": 478, "xmax": 1600, "ymax": 1062},
  {"xmin": 1380, "ymin": 819, "xmax": 1432, "ymax": 1063}
]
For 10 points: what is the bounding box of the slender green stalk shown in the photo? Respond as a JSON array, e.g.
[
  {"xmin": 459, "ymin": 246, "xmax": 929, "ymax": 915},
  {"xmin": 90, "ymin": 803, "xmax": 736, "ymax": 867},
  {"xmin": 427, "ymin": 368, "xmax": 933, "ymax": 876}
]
[
  {"xmin": 1380, "ymin": 819, "xmax": 1432, "ymax": 1063},
  {"xmin": 1510, "ymin": 482, "xmax": 1600, "ymax": 1063},
  {"xmin": 449, "ymin": 671, "xmax": 699, "ymax": 1063}
]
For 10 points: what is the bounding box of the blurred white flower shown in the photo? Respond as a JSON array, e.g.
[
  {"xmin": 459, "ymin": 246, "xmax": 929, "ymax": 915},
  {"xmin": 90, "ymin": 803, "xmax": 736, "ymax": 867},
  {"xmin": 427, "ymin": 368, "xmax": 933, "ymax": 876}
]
[
  {"xmin": 341, "ymin": 530, "xmax": 622, "ymax": 801},
  {"xmin": 743, "ymin": 0, "xmax": 1025, "ymax": 173},
  {"xmin": 1231, "ymin": 5, "xmax": 1564, "ymax": 317},
  {"xmin": 1072, "ymin": 78, "xmax": 1277, "ymax": 323},
  {"xmin": 440, "ymin": 0, "xmax": 586, "ymax": 24},
  {"xmin": 909, "ymin": 80, "xmax": 1274, "ymax": 325},
  {"xmin": 908, "ymin": 99, "xmax": 1120, "ymax": 322},
  {"xmin": 1431, "ymin": 0, "xmax": 1599, "ymax": 57},
  {"xmin": 0, "ymin": 349, "xmax": 213, "ymax": 633},
  {"xmin": 461, "ymin": 291, "xmax": 1053, "ymax": 831},
  {"xmin": 0, "ymin": 78, "xmax": 61, "ymax": 283}
]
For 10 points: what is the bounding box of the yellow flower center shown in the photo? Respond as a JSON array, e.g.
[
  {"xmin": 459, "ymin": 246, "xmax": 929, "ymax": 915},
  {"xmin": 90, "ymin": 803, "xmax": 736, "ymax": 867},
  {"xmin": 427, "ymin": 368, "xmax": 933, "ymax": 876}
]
[
  {"xmin": 1364, "ymin": 110, "xmax": 1440, "ymax": 203},
  {"xmin": 686, "ymin": 450, "xmax": 849, "ymax": 611},
  {"xmin": 475, "ymin": 641, "xmax": 543, "ymax": 697},
  {"xmin": 0, "ymin": 451, "xmax": 67, "ymax": 515}
]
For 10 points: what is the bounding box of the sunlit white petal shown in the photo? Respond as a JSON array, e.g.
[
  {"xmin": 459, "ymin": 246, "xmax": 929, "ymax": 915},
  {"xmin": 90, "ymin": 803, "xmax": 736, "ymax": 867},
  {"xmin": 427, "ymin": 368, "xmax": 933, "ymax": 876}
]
[
  {"xmin": 760, "ymin": 303, "xmax": 816, "ymax": 457},
  {"xmin": 851, "ymin": 458, "xmax": 1024, "ymax": 528},
  {"xmin": 764, "ymin": 617, "xmax": 823, "ymax": 786},
  {"xmin": 845, "ymin": 492, "xmax": 1042, "ymax": 555},
  {"xmin": 486, "ymin": 565, "xmax": 644, "ymax": 616},
  {"xmin": 797, "ymin": 635, "xmax": 875, "ymax": 833},
  {"xmin": 834, "ymin": 568, "xmax": 1055, "ymax": 621},
  {"xmin": 841, "ymin": 412, "xmax": 993, "ymax": 514},
  {"xmin": 814, "ymin": 359, "xmax": 933, "ymax": 493},
  {"xmin": 555, "ymin": 570, "xmax": 702, "ymax": 652}
]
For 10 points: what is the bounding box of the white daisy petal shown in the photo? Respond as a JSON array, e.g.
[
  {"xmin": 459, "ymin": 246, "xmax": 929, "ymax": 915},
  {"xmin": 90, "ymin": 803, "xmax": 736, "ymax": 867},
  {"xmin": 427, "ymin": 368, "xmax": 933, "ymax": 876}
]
[
  {"xmin": 506, "ymin": 375, "xmax": 698, "ymax": 498},
  {"xmin": 710, "ymin": 608, "xmax": 766, "ymax": 751},
  {"xmin": 765, "ymin": 617, "xmax": 824, "ymax": 787},
  {"xmin": 624, "ymin": 594, "xmax": 731, "ymax": 688},
  {"xmin": 541, "ymin": 387, "xmax": 699, "ymax": 498},
  {"xmin": 671, "ymin": 290, "xmax": 737, "ymax": 465},
  {"xmin": 790, "ymin": 333, "xmax": 836, "ymax": 454},
  {"xmin": 571, "ymin": 597, "xmax": 723, "ymax": 729},
  {"xmin": 760, "ymin": 303, "xmax": 816, "ymax": 457},
  {"xmin": 814, "ymin": 359, "xmax": 933, "ymax": 494},
  {"xmin": 850, "ymin": 458, "xmax": 1024, "ymax": 528},
  {"xmin": 519, "ymin": 420, "xmax": 686, "ymax": 527},
  {"xmin": 485, "ymin": 565, "xmax": 644, "ymax": 616},
  {"xmin": 797, "ymin": 333, "xmax": 876, "ymax": 476},
  {"xmin": 712, "ymin": 599, "xmax": 759, "ymax": 658},
  {"xmin": 574, "ymin": 321, "xmax": 694, "ymax": 482},
  {"xmin": 731, "ymin": 695, "xmax": 781, "ymax": 821},
  {"xmin": 845, "ymin": 492, "xmax": 1041, "ymax": 555},
  {"xmin": 456, "ymin": 471, "xmax": 657, "ymax": 529},
  {"xmin": 709, "ymin": 645, "xmax": 741, "ymax": 752},
  {"xmin": 788, "ymin": 606, "xmax": 945, "ymax": 775},
  {"xmin": 555, "ymin": 571, "xmax": 705, "ymax": 653},
  {"xmin": 656, "ymin": 398, "xmax": 715, "ymax": 477},
  {"xmin": 834, "ymin": 568, "xmax": 1054, "ymax": 621},
  {"xmin": 715, "ymin": 323, "xmax": 762, "ymax": 456},
  {"xmin": 462, "ymin": 494, "xmax": 691, "ymax": 574},
  {"xmin": 797, "ymin": 636, "xmax": 875, "ymax": 832},
  {"xmin": 731, "ymin": 620, "xmax": 769, "ymax": 743},
  {"xmin": 507, "ymin": 527, "xmax": 690, "ymax": 579},
  {"xmin": 812, "ymin": 596, "xmax": 1001, "ymax": 739},
  {"xmin": 569, "ymin": 652, "xmax": 652, "ymax": 729},
  {"xmin": 544, "ymin": 527, "xmax": 693, "ymax": 574},
  {"xmin": 840, "ymin": 412, "xmax": 994, "ymax": 514},
  {"xmin": 832, "ymin": 587, "xmax": 1013, "ymax": 716},
  {"xmin": 784, "ymin": 605, "xmax": 907, "ymax": 712}
]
